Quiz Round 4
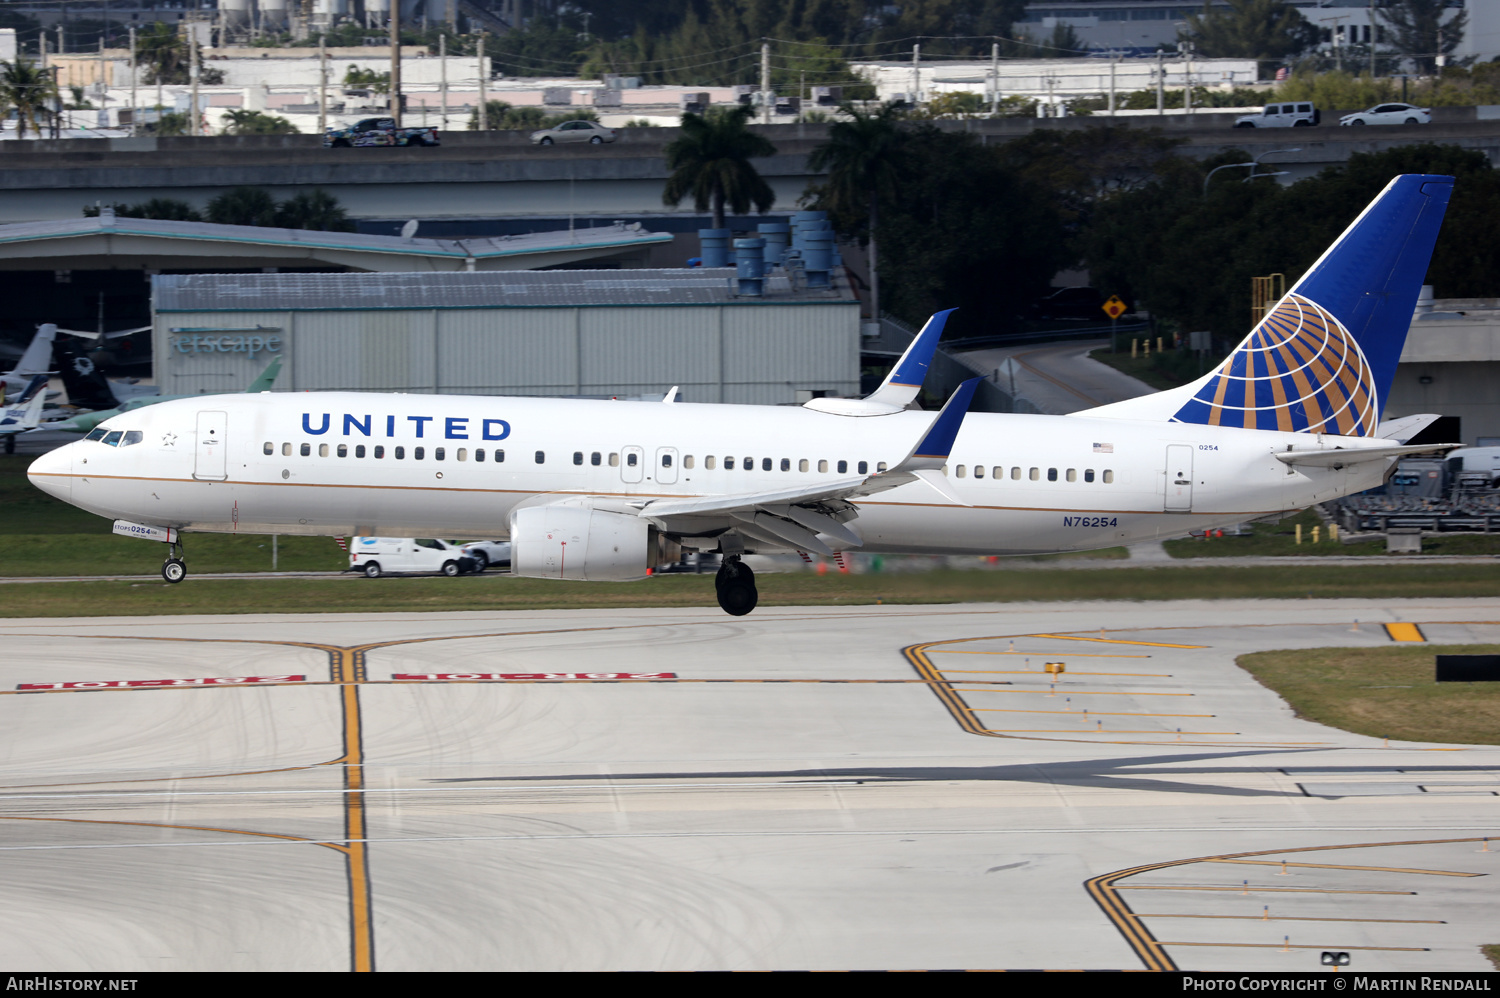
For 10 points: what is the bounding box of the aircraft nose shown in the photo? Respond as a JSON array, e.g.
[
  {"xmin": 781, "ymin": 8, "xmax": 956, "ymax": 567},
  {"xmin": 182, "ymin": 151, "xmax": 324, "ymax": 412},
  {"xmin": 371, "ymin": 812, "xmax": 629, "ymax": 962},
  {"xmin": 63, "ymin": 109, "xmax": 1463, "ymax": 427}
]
[{"xmin": 27, "ymin": 444, "xmax": 72, "ymax": 501}]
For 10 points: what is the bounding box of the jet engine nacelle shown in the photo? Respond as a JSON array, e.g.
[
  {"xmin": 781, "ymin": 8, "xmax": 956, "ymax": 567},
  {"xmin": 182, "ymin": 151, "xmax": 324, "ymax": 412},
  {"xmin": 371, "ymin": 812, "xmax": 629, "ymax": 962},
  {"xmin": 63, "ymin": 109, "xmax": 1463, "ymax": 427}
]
[{"xmin": 509, "ymin": 501, "xmax": 651, "ymax": 582}]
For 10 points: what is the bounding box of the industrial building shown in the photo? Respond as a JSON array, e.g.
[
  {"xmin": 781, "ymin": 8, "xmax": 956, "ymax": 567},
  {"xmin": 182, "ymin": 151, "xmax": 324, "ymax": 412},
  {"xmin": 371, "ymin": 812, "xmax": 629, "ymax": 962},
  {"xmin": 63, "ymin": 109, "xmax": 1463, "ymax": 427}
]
[
  {"xmin": 151, "ymin": 268, "xmax": 860, "ymax": 405},
  {"xmin": 1388, "ymin": 297, "xmax": 1500, "ymax": 445}
]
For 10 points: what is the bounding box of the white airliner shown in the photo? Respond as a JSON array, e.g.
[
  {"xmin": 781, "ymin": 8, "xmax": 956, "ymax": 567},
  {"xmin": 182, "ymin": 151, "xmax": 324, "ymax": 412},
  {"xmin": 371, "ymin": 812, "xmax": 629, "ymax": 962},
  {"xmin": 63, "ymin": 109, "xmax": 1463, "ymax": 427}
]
[{"xmin": 28, "ymin": 174, "xmax": 1455, "ymax": 614}]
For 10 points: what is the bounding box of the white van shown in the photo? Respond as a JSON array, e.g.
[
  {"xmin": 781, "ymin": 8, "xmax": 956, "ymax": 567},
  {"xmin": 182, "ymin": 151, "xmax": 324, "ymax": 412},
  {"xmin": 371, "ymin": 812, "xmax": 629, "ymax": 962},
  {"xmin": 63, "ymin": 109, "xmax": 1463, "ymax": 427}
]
[
  {"xmin": 349, "ymin": 537, "xmax": 480, "ymax": 578},
  {"xmin": 1233, "ymin": 103, "xmax": 1319, "ymax": 128}
]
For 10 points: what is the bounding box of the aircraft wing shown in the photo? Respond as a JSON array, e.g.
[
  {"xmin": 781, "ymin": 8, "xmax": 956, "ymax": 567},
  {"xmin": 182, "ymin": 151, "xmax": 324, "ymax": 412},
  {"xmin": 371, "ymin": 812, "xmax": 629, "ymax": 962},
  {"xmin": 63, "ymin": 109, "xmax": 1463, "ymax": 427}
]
[{"xmin": 634, "ymin": 379, "xmax": 982, "ymax": 555}]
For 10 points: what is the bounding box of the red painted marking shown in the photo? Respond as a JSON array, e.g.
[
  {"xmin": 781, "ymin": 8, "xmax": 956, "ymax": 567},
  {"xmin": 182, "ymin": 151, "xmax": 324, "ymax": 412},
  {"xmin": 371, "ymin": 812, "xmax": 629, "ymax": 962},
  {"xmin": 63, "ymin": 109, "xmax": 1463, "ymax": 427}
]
[
  {"xmin": 18, "ymin": 675, "xmax": 306, "ymax": 690},
  {"xmin": 391, "ymin": 672, "xmax": 677, "ymax": 681}
]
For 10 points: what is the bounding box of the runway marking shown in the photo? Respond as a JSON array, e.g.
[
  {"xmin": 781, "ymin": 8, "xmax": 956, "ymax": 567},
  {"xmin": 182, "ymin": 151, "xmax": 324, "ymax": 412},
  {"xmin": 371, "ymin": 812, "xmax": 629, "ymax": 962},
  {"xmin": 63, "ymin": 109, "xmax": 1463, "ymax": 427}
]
[
  {"xmin": 1206, "ymin": 859, "xmax": 1484, "ymax": 877},
  {"xmin": 1029, "ymin": 634, "xmax": 1207, "ymax": 649},
  {"xmin": 956, "ymin": 689, "xmax": 1193, "ymax": 696},
  {"xmin": 1139, "ymin": 914, "xmax": 1445, "ymax": 924},
  {"xmin": 1385, "ymin": 622, "xmax": 1426, "ymax": 642},
  {"xmin": 985, "ymin": 730, "xmax": 1237, "ymax": 735},
  {"xmin": 1121, "ymin": 885, "xmax": 1416, "ymax": 895},
  {"xmin": 928, "ymin": 651, "xmax": 1155, "ymax": 659},
  {"xmin": 942, "ymin": 670, "xmax": 1174, "ymax": 677},
  {"xmin": 1086, "ymin": 837, "xmax": 1497, "ymax": 972},
  {"xmin": 966, "ymin": 708, "xmax": 1214, "ymax": 717},
  {"xmin": 1161, "ymin": 942, "xmax": 1429, "ymax": 952}
]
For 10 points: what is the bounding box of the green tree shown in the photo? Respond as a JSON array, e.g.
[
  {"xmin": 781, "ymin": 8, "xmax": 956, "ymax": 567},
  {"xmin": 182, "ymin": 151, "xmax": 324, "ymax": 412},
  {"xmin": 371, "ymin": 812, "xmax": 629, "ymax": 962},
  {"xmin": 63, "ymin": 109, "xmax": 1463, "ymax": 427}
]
[
  {"xmin": 205, "ymin": 187, "xmax": 280, "ymax": 227},
  {"xmin": 1377, "ymin": 0, "xmax": 1468, "ymax": 75},
  {"xmin": 1183, "ymin": 0, "xmax": 1316, "ymax": 61},
  {"xmin": 84, "ymin": 198, "xmax": 202, "ymax": 221},
  {"xmin": 467, "ymin": 99, "xmax": 513, "ymax": 130},
  {"xmin": 0, "ymin": 59, "xmax": 56, "ymax": 139},
  {"xmin": 142, "ymin": 111, "xmax": 192, "ymax": 137},
  {"xmin": 806, "ymin": 102, "xmax": 907, "ymax": 324},
  {"xmin": 220, "ymin": 109, "xmax": 300, "ymax": 135},
  {"xmin": 136, "ymin": 23, "xmax": 189, "ymax": 86},
  {"xmin": 343, "ymin": 65, "xmax": 391, "ymax": 95},
  {"xmin": 661, "ymin": 105, "xmax": 776, "ymax": 230},
  {"xmin": 274, "ymin": 190, "xmax": 355, "ymax": 232}
]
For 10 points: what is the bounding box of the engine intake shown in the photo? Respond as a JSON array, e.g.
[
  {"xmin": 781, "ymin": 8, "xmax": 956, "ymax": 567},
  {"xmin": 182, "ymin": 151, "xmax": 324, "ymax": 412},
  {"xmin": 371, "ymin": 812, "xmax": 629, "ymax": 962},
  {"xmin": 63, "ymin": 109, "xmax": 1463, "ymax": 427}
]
[{"xmin": 509, "ymin": 502, "xmax": 651, "ymax": 582}]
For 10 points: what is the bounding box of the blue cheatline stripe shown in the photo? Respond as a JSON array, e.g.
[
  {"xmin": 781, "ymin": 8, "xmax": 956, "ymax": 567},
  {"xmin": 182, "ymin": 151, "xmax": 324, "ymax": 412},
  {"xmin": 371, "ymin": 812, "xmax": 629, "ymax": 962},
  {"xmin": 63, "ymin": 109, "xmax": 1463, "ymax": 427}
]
[{"xmin": 913, "ymin": 378, "xmax": 981, "ymax": 459}]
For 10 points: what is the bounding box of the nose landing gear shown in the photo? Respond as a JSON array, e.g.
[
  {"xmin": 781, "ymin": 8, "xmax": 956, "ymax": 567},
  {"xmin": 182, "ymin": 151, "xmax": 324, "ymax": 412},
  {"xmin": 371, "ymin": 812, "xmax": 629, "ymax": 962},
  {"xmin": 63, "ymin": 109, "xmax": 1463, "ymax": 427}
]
[
  {"xmin": 162, "ymin": 540, "xmax": 187, "ymax": 584},
  {"xmin": 715, "ymin": 556, "xmax": 757, "ymax": 616}
]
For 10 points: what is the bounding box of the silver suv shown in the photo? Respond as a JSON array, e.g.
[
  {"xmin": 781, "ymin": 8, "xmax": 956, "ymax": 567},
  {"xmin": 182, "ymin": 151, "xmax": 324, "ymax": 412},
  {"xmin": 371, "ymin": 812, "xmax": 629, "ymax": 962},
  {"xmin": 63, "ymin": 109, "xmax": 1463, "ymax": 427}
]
[{"xmin": 1233, "ymin": 103, "xmax": 1319, "ymax": 128}]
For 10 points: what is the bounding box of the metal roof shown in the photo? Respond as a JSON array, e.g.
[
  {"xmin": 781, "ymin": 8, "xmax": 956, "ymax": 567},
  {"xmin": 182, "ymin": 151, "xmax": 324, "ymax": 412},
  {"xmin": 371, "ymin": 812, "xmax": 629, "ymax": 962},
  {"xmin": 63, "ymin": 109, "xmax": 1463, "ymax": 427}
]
[{"xmin": 154, "ymin": 268, "xmax": 857, "ymax": 311}]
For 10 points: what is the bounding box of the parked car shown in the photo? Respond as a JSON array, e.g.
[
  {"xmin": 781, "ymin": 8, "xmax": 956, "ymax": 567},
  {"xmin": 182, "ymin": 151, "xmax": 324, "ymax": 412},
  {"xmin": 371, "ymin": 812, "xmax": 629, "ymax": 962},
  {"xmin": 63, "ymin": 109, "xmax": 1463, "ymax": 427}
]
[
  {"xmin": 1027, "ymin": 286, "xmax": 1112, "ymax": 322},
  {"xmin": 1233, "ymin": 103, "xmax": 1319, "ymax": 128},
  {"xmin": 530, "ymin": 120, "xmax": 617, "ymax": 145},
  {"xmin": 459, "ymin": 540, "xmax": 511, "ymax": 570},
  {"xmin": 348, "ymin": 537, "xmax": 479, "ymax": 577},
  {"xmin": 325, "ymin": 117, "xmax": 440, "ymax": 148},
  {"xmin": 1339, "ymin": 103, "xmax": 1431, "ymax": 126}
]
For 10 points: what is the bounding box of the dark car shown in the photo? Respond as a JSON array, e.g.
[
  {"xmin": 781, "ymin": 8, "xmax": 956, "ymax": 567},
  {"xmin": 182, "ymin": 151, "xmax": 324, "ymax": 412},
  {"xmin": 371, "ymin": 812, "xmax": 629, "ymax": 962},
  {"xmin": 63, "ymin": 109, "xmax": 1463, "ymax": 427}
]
[{"xmin": 1028, "ymin": 287, "xmax": 1112, "ymax": 322}]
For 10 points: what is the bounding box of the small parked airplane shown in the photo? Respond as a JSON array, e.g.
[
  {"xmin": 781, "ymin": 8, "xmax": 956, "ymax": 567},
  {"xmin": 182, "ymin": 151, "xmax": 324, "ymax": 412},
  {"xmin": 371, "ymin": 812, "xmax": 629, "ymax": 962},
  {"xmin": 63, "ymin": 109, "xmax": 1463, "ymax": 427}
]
[
  {"xmin": 27, "ymin": 174, "xmax": 1456, "ymax": 613},
  {"xmin": 1, "ymin": 375, "xmax": 50, "ymax": 452}
]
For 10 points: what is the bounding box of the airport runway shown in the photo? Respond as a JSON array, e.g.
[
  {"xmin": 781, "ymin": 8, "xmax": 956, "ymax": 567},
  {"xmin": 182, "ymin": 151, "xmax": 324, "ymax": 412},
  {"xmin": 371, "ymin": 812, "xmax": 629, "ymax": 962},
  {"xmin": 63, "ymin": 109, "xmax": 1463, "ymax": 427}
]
[{"xmin": 0, "ymin": 599, "xmax": 1497, "ymax": 972}]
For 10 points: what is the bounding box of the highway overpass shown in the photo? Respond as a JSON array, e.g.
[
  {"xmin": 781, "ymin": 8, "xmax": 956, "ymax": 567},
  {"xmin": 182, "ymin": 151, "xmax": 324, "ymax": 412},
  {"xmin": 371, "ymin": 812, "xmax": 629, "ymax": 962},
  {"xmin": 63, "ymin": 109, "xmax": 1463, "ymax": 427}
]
[{"xmin": 3, "ymin": 110, "xmax": 1498, "ymax": 226}]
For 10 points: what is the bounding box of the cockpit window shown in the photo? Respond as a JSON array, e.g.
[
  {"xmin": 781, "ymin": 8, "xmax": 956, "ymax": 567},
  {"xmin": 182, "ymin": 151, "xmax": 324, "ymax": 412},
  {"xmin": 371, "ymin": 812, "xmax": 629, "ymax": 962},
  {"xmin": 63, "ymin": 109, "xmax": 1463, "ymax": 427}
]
[
  {"xmin": 120, "ymin": 430, "xmax": 143, "ymax": 447},
  {"xmin": 85, "ymin": 428, "xmax": 108, "ymax": 441},
  {"xmin": 102, "ymin": 431, "xmax": 123, "ymax": 447}
]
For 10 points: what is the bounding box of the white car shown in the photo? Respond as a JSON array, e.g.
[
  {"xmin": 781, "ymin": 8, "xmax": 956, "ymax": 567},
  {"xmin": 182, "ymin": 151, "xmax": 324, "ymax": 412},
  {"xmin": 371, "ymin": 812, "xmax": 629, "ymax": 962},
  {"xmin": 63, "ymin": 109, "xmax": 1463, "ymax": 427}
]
[
  {"xmin": 348, "ymin": 537, "xmax": 480, "ymax": 578},
  {"xmin": 1339, "ymin": 103, "xmax": 1431, "ymax": 126},
  {"xmin": 459, "ymin": 540, "xmax": 511, "ymax": 570},
  {"xmin": 1233, "ymin": 102, "xmax": 1319, "ymax": 128},
  {"xmin": 530, "ymin": 120, "xmax": 617, "ymax": 145}
]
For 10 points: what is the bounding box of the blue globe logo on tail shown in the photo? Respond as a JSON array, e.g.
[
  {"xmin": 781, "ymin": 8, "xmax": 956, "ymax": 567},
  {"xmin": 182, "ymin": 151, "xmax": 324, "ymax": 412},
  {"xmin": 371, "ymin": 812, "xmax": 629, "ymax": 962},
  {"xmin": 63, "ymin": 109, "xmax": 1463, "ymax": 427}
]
[{"xmin": 1173, "ymin": 293, "xmax": 1378, "ymax": 436}]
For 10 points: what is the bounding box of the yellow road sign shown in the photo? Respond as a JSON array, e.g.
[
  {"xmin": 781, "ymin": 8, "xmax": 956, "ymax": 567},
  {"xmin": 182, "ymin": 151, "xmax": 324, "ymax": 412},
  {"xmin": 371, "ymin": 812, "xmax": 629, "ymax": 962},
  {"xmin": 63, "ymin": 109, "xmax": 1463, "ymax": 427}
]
[{"xmin": 1102, "ymin": 295, "xmax": 1127, "ymax": 320}]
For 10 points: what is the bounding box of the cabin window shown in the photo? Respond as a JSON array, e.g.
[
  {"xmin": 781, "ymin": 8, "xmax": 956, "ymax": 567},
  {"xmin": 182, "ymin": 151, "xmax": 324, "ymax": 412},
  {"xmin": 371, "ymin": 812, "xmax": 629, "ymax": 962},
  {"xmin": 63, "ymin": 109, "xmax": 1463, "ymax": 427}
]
[
  {"xmin": 394, "ymin": 446, "xmax": 405, "ymax": 459},
  {"xmin": 857, "ymin": 461, "xmax": 868, "ymax": 474},
  {"xmin": 1084, "ymin": 468, "xmax": 1094, "ymax": 482},
  {"xmin": 744, "ymin": 457, "xmax": 753, "ymax": 471},
  {"xmin": 282, "ymin": 443, "xmax": 292, "ymax": 456},
  {"xmin": 263, "ymin": 442, "xmax": 273, "ymax": 455},
  {"xmin": 495, "ymin": 449, "xmax": 505, "ymax": 463},
  {"xmin": 761, "ymin": 458, "xmax": 771, "ymax": 471},
  {"xmin": 435, "ymin": 448, "xmax": 445, "ymax": 461},
  {"xmin": 955, "ymin": 465, "xmax": 967, "ymax": 478},
  {"xmin": 300, "ymin": 443, "xmax": 311, "ymax": 457},
  {"xmin": 356, "ymin": 445, "xmax": 366, "ymax": 458},
  {"xmin": 608, "ymin": 452, "xmax": 619, "ymax": 467},
  {"xmin": 1103, "ymin": 469, "xmax": 1114, "ymax": 483},
  {"xmin": 374, "ymin": 445, "xmax": 385, "ymax": 458},
  {"xmin": 973, "ymin": 465, "xmax": 984, "ymax": 478},
  {"xmin": 535, "ymin": 451, "xmax": 545, "ymax": 464},
  {"xmin": 457, "ymin": 448, "xmax": 467, "ymax": 461},
  {"xmin": 1066, "ymin": 468, "xmax": 1076, "ymax": 482},
  {"xmin": 780, "ymin": 458, "xmax": 790, "ymax": 472},
  {"xmin": 573, "ymin": 451, "xmax": 583, "ymax": 465},
  {"xmin": 626, "ymin": 453, "xmax": 638, "ymax": 467},
  {"xmin": 1029, "ymin": 467, "xmax": 1039, "ymax": 481},
  {"xmin": 799, "ymin": 459, "xmax": 809, "ymax": 472},
  {"xmin": 318, "ymin": 443, "xmax": 329, "ymax": 457},
  {"xmin": 662, "ymin": 453, "xmax": 673, "ymax": 468},
  {"xmin": 818, "ymin": 460, "xmax": 828, "ymax": 473},
  {"xmin": 705, "ymin": 456, "xmax": 717, "ymax": 470},
  {"xmin": 877, "ymin": 462, "xmax": 888, "ymax": 472},
  {"xmin": 684, "ymin": 455, "xmax": 695, "ymax": 469},
  {"xmin": 475, "ymin": 449, "xmax": 484, "ymax": 462},
  {"xmin": 1011, "ymin": 467, "xmax": 1021, "ymax": 480},
  {"xmin": 724, "ymin": 457, "xmax": 735, "ymax": 470},
  {"xmin": 838, "ymin": 460, "xmax": 848, "ymax": 473},
  {"xmin": 591, "ymin": 452, "xmax": 601, "ymax": 466},
  {"xmin": 414, "ymin": 447, "xmax": 425, "ymax": 460},
  {"xmin": 337, "ymin": 444, "xmax": 348, "ymax": 458},
  {"xmin": 1047, "ymin": 468, "xmax": 1058, "ymax": 481}
]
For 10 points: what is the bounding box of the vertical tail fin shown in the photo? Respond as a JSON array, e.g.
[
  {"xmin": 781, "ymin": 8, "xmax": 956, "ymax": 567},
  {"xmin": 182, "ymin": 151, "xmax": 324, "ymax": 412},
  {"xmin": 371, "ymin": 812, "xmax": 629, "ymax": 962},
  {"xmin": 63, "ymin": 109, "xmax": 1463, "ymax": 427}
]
[{"xmin": 1082, "ymin": 175, "xmax": 1453, "ymax": 435}]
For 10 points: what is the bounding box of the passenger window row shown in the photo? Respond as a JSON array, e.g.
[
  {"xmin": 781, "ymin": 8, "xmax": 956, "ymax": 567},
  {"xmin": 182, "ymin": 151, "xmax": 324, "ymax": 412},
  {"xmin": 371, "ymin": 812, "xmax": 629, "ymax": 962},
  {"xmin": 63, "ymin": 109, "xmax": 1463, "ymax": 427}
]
[
  {"xmin": 265, "ymin": 441, "xmax": 506, "ymax": 463},
  {"xmin": 950, "ymin": 465, "xmax": 1114, "ymax": 484}
]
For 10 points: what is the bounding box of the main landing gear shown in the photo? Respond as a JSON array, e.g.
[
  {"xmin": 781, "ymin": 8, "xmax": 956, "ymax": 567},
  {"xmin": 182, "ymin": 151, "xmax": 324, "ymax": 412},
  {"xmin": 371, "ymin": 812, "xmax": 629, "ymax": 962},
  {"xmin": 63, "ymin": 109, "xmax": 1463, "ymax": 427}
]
[
  {"xmin": 162, "ymin": 540, "xmax": 186, "ymax": 584},
  {"xmin": 715, "ymin": 556, "xmax": 757, "ymax": 616}
]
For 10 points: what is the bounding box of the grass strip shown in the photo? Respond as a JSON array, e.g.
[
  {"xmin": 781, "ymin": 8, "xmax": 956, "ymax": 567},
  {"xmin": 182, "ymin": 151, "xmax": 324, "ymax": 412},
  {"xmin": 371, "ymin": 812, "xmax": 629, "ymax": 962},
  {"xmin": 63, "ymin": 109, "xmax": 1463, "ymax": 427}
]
[
  {"xmin": 1237, "ymin": 644, "xmax": 1500, "ymax": 746},
  {"xmin": 4, "ymin": 563, "xmax": 1500, "ymax": 618},
  {"xmin": 1483, "ymin": 945, "xmax": 1500, "ymax": 971}
]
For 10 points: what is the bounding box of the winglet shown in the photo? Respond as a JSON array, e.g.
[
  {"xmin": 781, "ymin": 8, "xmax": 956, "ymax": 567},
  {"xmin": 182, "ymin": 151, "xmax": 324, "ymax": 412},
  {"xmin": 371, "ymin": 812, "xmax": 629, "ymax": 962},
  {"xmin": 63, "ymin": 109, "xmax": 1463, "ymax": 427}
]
[
  {"xmin": 864, "ymin": 309, "xmax": 956, "ymax": 408},
  {"xmin": 908, "ymin": 377, "xmax": 980, "ymax": 464}
]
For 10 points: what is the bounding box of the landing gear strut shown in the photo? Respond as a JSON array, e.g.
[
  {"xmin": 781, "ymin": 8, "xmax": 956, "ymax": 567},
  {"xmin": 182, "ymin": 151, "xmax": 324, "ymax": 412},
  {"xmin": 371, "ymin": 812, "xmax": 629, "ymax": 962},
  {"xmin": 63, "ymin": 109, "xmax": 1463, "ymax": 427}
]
[
  {"xmin": 715, "ymin": 556, "xmax": 757, "ymax": 616},
  {"xmin": 162, "ymin": 540, "xmax": 186, "ymax": 584}
]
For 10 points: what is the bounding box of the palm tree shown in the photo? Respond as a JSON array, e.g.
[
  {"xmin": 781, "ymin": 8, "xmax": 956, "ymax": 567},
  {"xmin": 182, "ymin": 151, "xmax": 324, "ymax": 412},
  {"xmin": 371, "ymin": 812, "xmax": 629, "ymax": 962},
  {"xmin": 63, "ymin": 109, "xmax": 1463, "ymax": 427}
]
[
  {"xmin": 220, "ymin": 109, "xmax": 299, "ymax": 135},
  {"xmin": 0, "ymin": 59, "xmax": 56, "ymax": 139},
  {"xmin": 806, "ymin": 102, "xmax": 907, "ymax": 327},
  {"xmin": 205, "ymin": 187, "xmax": 279, "ymax": 227},
  {"xmin": 137, "ymin": 22, "xmax": 189, "ymax": 85},
  {"xmin": 661, "ymin": 105, "xmax": 776, "ymax": 230}
]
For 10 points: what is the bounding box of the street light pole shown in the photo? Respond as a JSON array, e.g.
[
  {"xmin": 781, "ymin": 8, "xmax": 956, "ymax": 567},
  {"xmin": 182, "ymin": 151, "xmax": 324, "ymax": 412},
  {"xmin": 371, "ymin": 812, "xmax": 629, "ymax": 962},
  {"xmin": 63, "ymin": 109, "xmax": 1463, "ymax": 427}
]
[{"xmin": 1203, "ymin": 148, "xmax": 1302, "ymax": 196}]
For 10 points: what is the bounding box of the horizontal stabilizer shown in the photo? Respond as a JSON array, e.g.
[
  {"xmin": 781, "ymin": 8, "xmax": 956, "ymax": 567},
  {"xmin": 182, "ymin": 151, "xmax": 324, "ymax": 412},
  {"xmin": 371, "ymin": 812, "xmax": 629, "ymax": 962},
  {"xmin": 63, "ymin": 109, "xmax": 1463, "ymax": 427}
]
[
  {"xmin": 1275, "ymin": 441, "xmax": 1460, "ymax": 469},
  {"xmin": 1376, "ymin": 413, "xmax": 1442, "ymax": 444}
]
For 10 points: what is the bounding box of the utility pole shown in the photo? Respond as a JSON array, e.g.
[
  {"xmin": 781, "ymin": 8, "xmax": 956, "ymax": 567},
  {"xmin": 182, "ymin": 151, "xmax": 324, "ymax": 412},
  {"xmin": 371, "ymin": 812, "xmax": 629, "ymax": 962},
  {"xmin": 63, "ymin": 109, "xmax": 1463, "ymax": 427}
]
[
  {"xmin": 439, "ymin": 32, "xmax": 448, "ymax": 129},
  {"xmin": 760, "ymin": 39, "xmax": 770, "ymax": 125},
  {"xmin": 478, "ymin": 32, "xmax": 487, "ymax": 130},
  {"xmin": 911, "ymin": 42, "xmax": 920, "ymax": 107},
  {"xmin": 318, "ymin": 33, "xmax": 327, "ymax": 137},
  {"xmin": 1369, "ymin": 0, "xmax": 1376, "ymax": 76},
  {"xmin": 989, "ymin": 40, "xmax": 998, "ymax": 114},
  {"xmin": 1155, "ymin": 49, "xmax": 1164, "ymax": 114},
  {"xmin": 128, "ymin": 26, "xmax": 136, "ymax": 135},
  {"xmin": 1108, "ymin": 55, "xmax": 1116, "ymax": 115},
  {"xmin": 189, "ymin": 31, "xmax": 200, "ymax": 136},
  {"xmin": 389, "ymin": 0, "xmax": 401, "ymax": 125},
  {"xmin": 1183, "ymin": 41, "xmax": 1193, "ymax": 114}
]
